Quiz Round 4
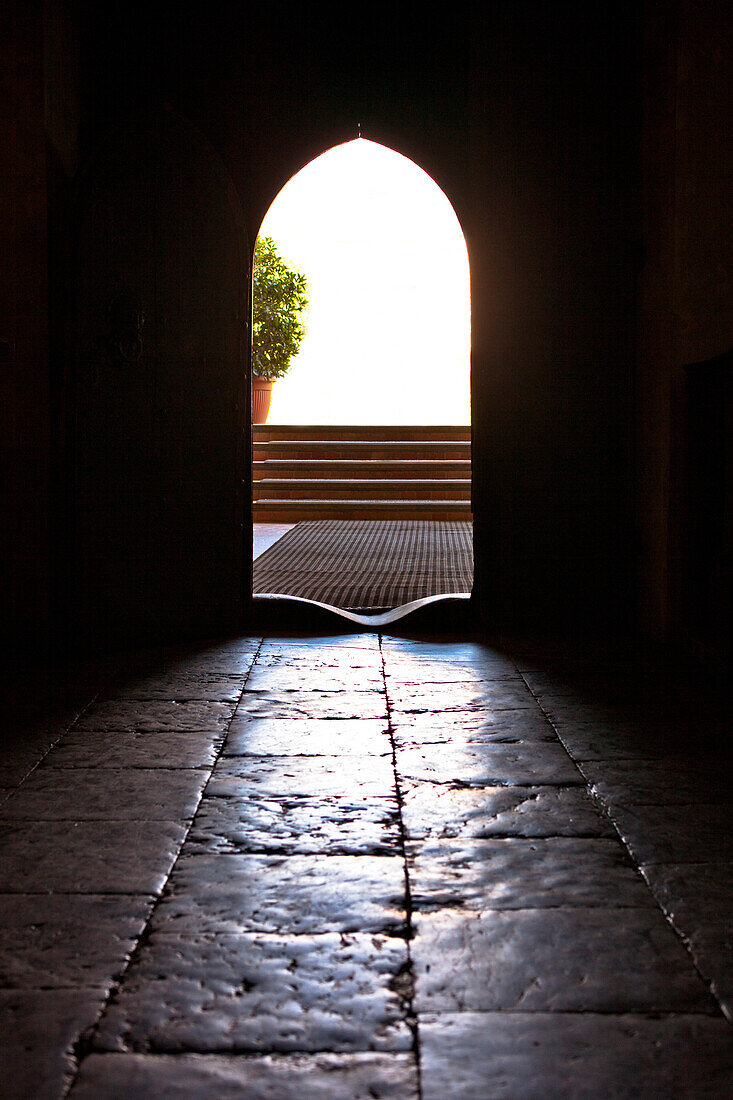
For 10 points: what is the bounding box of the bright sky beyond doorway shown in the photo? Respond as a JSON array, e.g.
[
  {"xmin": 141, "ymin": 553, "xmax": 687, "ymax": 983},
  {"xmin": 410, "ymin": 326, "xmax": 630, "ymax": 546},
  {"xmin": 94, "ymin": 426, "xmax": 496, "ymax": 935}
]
[{"xmin": 258, "ymin": 139, "xmax": 471, "ymax": 424}]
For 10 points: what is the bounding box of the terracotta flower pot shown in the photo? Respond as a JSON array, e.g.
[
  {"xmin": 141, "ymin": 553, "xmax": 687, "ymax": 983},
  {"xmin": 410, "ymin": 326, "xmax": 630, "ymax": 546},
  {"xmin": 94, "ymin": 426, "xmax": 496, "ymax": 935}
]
[{"xmin": 252, "ymin": 376, "xmax": 273, "ymax": 424}]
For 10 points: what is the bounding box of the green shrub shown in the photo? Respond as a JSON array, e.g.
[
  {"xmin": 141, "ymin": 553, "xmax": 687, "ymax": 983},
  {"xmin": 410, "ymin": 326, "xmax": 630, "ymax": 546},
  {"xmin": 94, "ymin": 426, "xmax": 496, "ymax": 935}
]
[{"xmin": 252, "ymin": 236, "xmax": 308, "ymax": 380}]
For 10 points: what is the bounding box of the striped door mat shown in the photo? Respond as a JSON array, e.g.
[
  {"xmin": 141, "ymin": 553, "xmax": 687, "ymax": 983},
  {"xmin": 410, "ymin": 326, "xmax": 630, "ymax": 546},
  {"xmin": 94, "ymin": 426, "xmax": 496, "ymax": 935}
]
[{"xmin": 252, "ymin": 519, "xmax": 473, "ymax": 611}]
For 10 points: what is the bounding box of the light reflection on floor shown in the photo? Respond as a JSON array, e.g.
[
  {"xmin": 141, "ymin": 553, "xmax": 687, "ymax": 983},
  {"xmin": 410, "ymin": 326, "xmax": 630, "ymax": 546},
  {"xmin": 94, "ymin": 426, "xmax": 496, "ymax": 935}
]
[{"xmin": 253, "ymin": 523, "xmax": 295, "ymax": 560}]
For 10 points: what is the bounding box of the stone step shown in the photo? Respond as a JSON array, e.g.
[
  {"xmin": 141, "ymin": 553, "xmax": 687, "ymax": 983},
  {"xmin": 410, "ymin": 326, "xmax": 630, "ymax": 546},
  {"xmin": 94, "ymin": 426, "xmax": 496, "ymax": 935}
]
[
  {"xmin": 253, "ymin": 423, "xmax": 471, "ymax": 443},
  {"xmin": 254, "ymin": 439, "xmax": 471, "ymax": 461},
  {"xmin": 253, "ymin": 498, "xmax": 473, "ymax": 521},
  {"xmin": 253, "ymin": 458, "xmax": 471, "ymax": 480},
  {"xmin": 253, "ymin": 478, "xmax": 472, "ymax": 501}
]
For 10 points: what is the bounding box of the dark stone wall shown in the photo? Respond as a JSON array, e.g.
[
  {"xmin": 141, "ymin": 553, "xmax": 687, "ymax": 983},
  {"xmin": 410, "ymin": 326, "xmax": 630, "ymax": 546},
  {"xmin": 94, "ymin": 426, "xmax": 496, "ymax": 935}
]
[
  {"xmin": 0, "ymin": 3, "xmax": 51, "ymax": 658},
  {"xmin": 638, "ymin": 0, "xmax": 733, "ymax": 658},
  {"xmin": 17, "ymin": 0, "xmax": 724, "ymax": 656}
]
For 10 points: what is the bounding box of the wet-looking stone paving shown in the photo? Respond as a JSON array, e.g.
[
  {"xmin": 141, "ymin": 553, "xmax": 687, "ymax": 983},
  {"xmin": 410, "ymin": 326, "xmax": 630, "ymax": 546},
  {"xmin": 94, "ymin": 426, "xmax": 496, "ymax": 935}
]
[{"xmin": 1, "ymin": 633, "xmax": 731, "ymax": 1097}]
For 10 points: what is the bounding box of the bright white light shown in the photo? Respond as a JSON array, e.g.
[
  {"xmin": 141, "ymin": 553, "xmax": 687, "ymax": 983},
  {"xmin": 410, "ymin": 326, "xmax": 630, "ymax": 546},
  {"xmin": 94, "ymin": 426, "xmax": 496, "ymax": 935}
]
[{"xmin": 258, "ymin": 139, "xmax": 471, "ymax": 425}]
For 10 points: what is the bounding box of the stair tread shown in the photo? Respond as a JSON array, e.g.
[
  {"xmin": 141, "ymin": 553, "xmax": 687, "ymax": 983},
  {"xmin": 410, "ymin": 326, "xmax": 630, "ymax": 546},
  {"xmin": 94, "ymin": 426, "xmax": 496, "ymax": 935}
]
[
  {"xmin": 256, "ymin": 441, "xmax": 469, "ymax": 449},
  {"xmin": 256, "ymin": 478, "xmax": 471, "ymax": 487},
  {"xmin": 254, "ymin": 458, "xmax": 471, "ymax": 467},
  {"xmin": 254, "ymin": 497, "xmax": 468, "ymax": 503},
  {"xmin": 254, "ymin": 424, "xmax": 470, "ymax": 429}
]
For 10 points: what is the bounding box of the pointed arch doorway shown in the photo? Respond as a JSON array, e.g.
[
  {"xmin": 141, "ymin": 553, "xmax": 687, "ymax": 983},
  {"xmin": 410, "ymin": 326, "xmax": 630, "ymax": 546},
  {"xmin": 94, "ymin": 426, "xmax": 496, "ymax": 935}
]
[{"xmin": 251, "ymin": 138, "xmax": 473, "ymax": 627}]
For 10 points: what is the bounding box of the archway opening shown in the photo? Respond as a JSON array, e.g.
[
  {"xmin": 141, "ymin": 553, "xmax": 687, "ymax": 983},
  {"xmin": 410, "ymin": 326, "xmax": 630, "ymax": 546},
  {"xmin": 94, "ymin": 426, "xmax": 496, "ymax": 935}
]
[{"xmin": 252, "ymin": 138, "xmax": 473, "ymax": 618}]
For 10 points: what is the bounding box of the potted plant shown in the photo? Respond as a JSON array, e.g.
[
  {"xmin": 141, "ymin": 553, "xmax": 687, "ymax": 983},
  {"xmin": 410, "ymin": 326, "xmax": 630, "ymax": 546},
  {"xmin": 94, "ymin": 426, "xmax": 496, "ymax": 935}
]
[{"xmin": 251, "ymin": 235, "xmax": 308, "ymax": 423}]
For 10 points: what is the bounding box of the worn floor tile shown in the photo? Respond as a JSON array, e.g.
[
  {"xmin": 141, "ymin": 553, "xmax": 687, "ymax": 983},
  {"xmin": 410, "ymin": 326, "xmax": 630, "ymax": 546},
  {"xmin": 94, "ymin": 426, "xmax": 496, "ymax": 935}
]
[
  {"xmin": 396, "ymin": 741, "xmax": 582, "ymax": 787},
  {"xmin": 245, "ymin": 666, "xmax": 382, "ymax": 692},
  {"xmin": 685, "ymin": 929, "xmax": 733, "ymax": 1021},
  {"xmin": 0, "ymin": 766, "xmax": 207, "ymax": 820},
  {"xmin": 382, "ymin": 652, "xmax": 519, "ymax": 682},
  {"xmin": 0, "ymin": 894, "xmax": 153, "ymax": 990},
  {"xmin": 412, "ymin": 908, "xmax": 716, "ymax": 1013},
  {"xmin": 152, "ymin": 639, "xmax": 261, "ymax": 675},
  {"xmin": 581, "ymin": 757, "xmax": 733, "ymax": 807},
  {"xmin": 611, "ymin": 803, "xmax": 733, "ymax": 864},
  {"xmin": 387, "ymin": 681, "xmax": 535, "ymax": 713},
  {"xmin": 186, "ymin": 793, "xmax": 399, "ymax": 856},
  {"xmin": 419, "ymin": 1012, "xmax": 733, "ymax": 1099},
  {"xmin": 255, "ymin": 647, "xmax": 383, "ymax": 669},
  {"xmin": 235, "ymin": 692, "xmax": 387, "ymax": 720},
  {"xmin": 380, "ymin": 638, "xmax": 505, "ymax": 663},
  {"xmin": 48, "ymin": 729, "xmax": 222, "ymax": 769},
  {"xmin": 74, "ymin": 699, "xmax": 235, "ymax": 732},
  {"xmin": 106, "ymin": 673, "xmax": 246, "ymax": 703},
  {"xmin": 401, "ymin": 783, "xmax": 615, "ymax": 840},
  {"xmin": 0, "ymin": 988, "xmax": 107, "ymax": 1100},
  {"xmin": 0, "ymin": 765, "xmax": 40, "ymax": 788},
  {"xmin": 0, "ymin": 732, "xmax": 60, "ymax": 774},
  {"xmin": 72, "ymin": 1052, "xmax": 418, "ymax": 1099},
  {"xmin": 223, "ymin": 718, "xmax": 391, "ymax": 757},
  {"xmin": 260, "ymin": 635, "xmax": 381, "ymax": 655},
  {"xmin": 0, "ymin": 819, "xmax": 187, "ymax": 893},
  {"xmin": 391, "ymin": 709, "xmax": 556, "ymax": 745},
  {"xmin": 550, "ymin": 718, "xmax": 689, "ymax": 761},
  {"xmin": 640, "ymin": 862, "xmax": 733, "ymax": 929},
  {"xmin": 94, "ymin": 931, "xmax": 411, "ymax": 1054},
  {"xmin": 207, "ymin": 755, "xmax": 394, "ymax": 800},
  {"xmin": 153, "ymin": 854, "xmax": 405, "ymax": 935},
  {"xmin": 409, "ymin": 838, "xmax": 651, "ymax": 911}
]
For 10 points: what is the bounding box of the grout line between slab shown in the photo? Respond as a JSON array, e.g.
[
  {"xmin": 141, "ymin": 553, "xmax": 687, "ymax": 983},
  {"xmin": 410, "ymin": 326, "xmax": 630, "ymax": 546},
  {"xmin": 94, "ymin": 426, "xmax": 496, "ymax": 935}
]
[{"xmin": 380, "ymin": 634, "xmax": 423, "ymax": 1100}]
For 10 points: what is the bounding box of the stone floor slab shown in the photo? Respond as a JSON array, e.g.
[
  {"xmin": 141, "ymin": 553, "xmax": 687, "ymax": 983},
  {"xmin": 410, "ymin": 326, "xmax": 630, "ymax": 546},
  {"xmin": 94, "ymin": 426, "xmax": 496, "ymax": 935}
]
[
  {"xmin": 0, "ymin": 766, "xmax": 207, "ymax": 820},
  {"xmin": 391, "ymin": 709, "xmax": 556, "ymax": 745},
  {"xmin": 396, "ymin": 741, "xmax": 582, "ymax": 787},
  {"xmin": 0, "ymin": 894, "xmax": 153, "ymax": 989},
  {"xmin": 74, "ymin": 699, "xmax": 235, "ymax": 732},
  {"xmin": 582, "ymin": 757, "xmax": 733, "ymax": 807},
  {"xmin": 105, "ymin": 673, "xmax": 245, "ymax": 703},
  {"xmin": 380, "ymin": 638, "xmax": 507, "ymax": 663},
  {"xmin": 245, "ymin": 666, "xmax": 382, "ymax": 693},
  {"xmin": 408, "ymin": 837, "xmax": 651, "ymax": 911},
  {"xmin": 401, "ymin": 783, "xmax": 615, "ymax": 840},
  {"xmin": 387, "ymin": 681, "xmax": 535, "ymax": 713},
  {"xmin": 94, "ymin": 931, "xmax": 411, "ymax": 1054},
  {"xmin": 0, "ymin": 988, "xmax": 107, "ymax": 1100},
  {"xmin": 187, "ymin": 793, "xmax": 399, "ymax": 857},
  {"xmin": 255, "ymin": 647, "xmax": 383, "ymax": 668},
  {"xmin": 419, "ymin": 1012, "xmax": 733, "ymax": 1099},
  {"xmin": 149, "ymin": 639, "xmax": 261, "ymax": 675},
  {"xmin": 234, "ymin": 692, "xmax": 387, "ymax": 720},
  {"xmin": 640, "ymin": 861, "xmax": 733, "ymax": 928},
  {"xmin": 383, "ymin": 652, "xmax": 519, "ymax": 682},
  {"xmin": 686, "ymin": 929, "xmax": 733, "ymax": 1021},
  {"xmin": 611, "ymin": 803, "xmax": 733, "ymax": 864},
  {"xmin": 223, "ymin": 718, "xmax": 391, "ymax": 758},
  {"xmin": 207, "ymin": 754, "xmax": 394, "ymax": 800},
  {"xmin": 153, "ymin": 854, "xmax": 405, "ymax": 935},
  {"xmin": 0, "ymin": 765, "xmax": 40, "ymax": 788},
  {"xmin": 260, "ymin": 636, "xmax": 381, "ymax": 655},
  {"xmin": 0, "ymin": 732, "xmax": 61, "ymax": 776},
  {"xmin": 412, "ymin": 907, "xmax": 716, "ymax": 1013},
  {"xmin": 72, "ymin": 1052, "xmax": 418, "ymax": 1099},
  {"xmin": 0, "ymin": 819, "xmax": 187, "ymax": 893},
  {"xmin": 551, "ymin": 718, "xmax": 690, "ymax": 761},
  {"xmin": 48, "ymin": 729, "xmax": 222, "ymax": 770}
]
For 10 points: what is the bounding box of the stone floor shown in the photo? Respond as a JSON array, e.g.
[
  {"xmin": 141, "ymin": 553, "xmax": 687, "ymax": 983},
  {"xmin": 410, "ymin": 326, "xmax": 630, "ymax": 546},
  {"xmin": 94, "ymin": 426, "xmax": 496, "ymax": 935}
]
[{"xmin": 1, "ymin": 631, "xmax": 732, "ymax": 1097}]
